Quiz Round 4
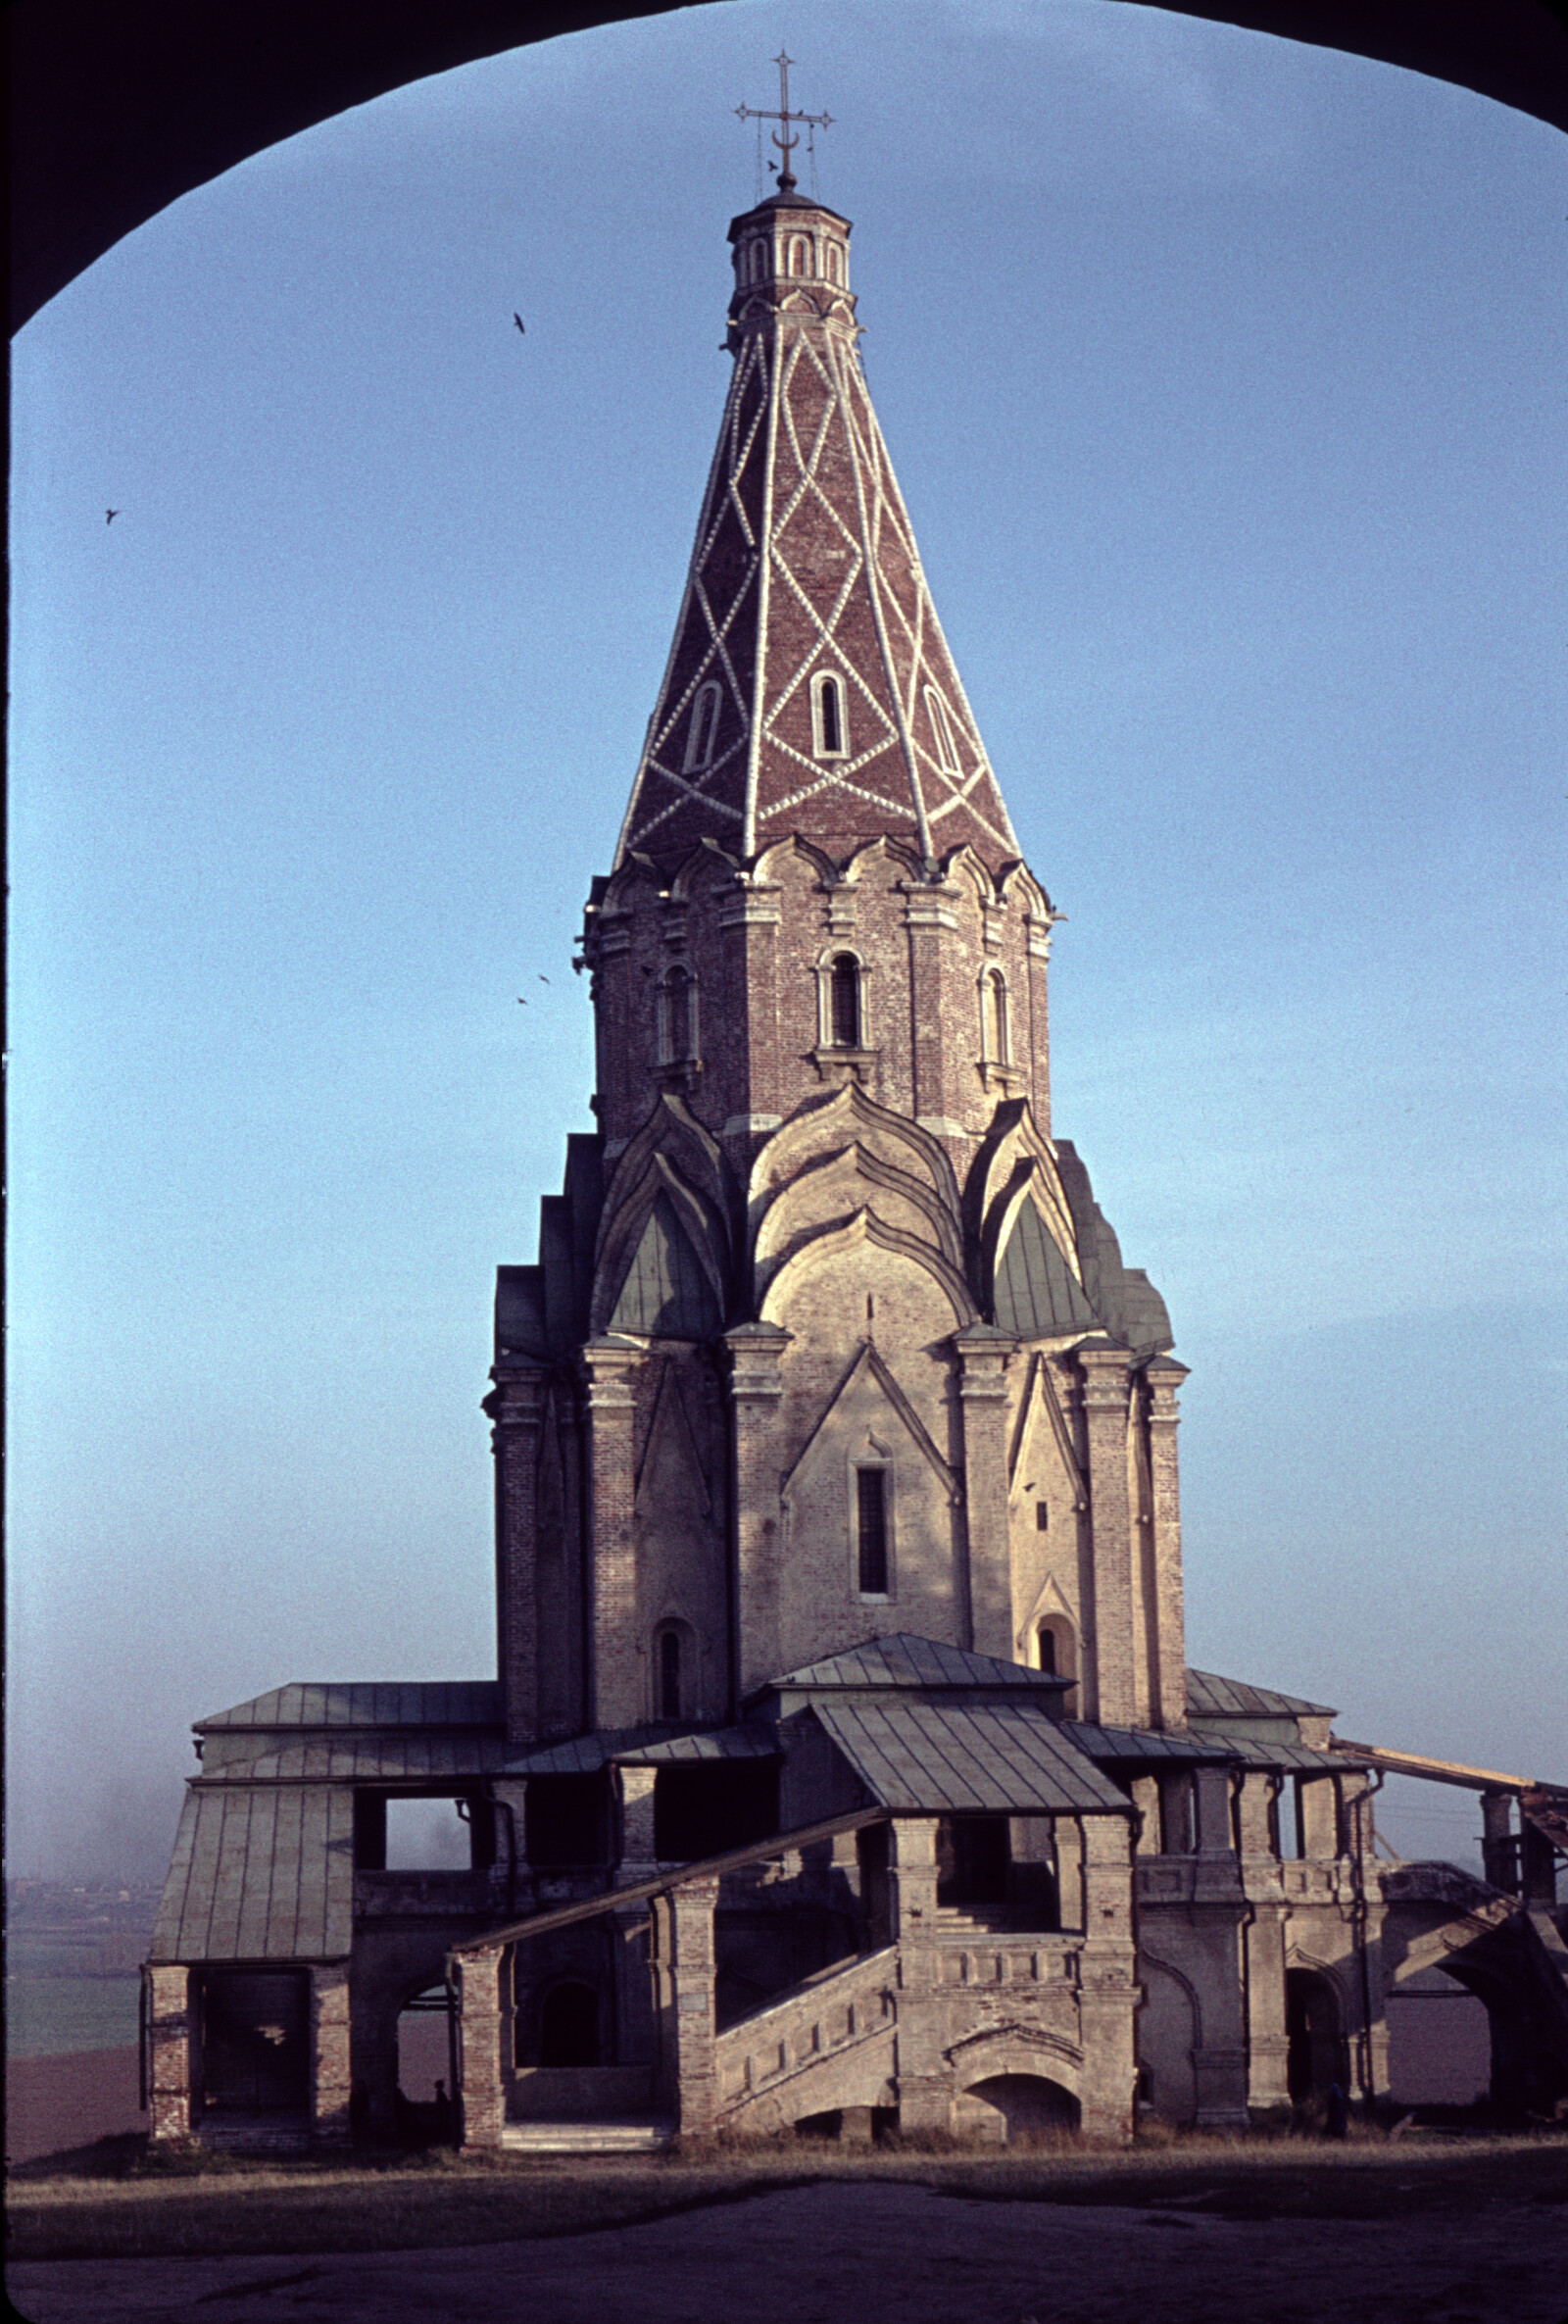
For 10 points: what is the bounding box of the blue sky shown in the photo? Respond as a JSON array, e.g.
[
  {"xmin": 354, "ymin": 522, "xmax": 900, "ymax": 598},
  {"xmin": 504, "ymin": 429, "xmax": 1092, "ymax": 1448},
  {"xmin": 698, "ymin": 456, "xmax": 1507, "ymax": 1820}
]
[{"xmin": 9, "ymin": 0, "xmax": 1565, "ymax": 1879}]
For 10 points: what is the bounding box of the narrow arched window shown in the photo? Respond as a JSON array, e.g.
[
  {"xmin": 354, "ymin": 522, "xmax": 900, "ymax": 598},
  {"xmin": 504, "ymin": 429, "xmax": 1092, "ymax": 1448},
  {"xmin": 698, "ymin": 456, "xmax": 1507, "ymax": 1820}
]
[
  {"xmin": 659, "ymin": 966, "xmax": 694, "ymax": 1063},
  {"xmin": 1036, "ymin": 1625, "xmax": 1056, "ymax": 1675},
  {"xmin": 857, "ymin": 1467, "xmax": 890, "ymax": 1596},
  {"xmin": 659, "ymin": 1630, "xmax": 681, "ymax": 1720},
  {"xmin": 684, "ymin": 681, "xmax": 721, "ymax": 772},
  {"xmin": 750, "ymin": 238, "xmax": 767, "ymax": 282},
  {"xmin": 981, "ymin": 968, "xmax": 1008, "ymax": 1064},
  {"xmin": 788, "ymin": 235, "xmax": 810, "ymax": 277},
  {"xmin": 811, "ymin": 671, "xmax": 848, "ymax": 759},
  {"xmin": 823, "ymin": 242, "xmax": 843, "ymax": 285},
  {"xmin": 925, "ymin": 686, "xmax": 961, "ymax": 775},
  {"xmin": 829, "ymin": 954, "xmax": 861, "ymax": 1049}
]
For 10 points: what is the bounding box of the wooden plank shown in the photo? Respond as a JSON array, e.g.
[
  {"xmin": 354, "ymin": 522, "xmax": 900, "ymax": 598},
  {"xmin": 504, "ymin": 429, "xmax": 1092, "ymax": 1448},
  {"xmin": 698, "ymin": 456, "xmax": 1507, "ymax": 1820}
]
[{"xmin": 453, "ymin": 1805, "xmax": 890, "ymax": 1953}]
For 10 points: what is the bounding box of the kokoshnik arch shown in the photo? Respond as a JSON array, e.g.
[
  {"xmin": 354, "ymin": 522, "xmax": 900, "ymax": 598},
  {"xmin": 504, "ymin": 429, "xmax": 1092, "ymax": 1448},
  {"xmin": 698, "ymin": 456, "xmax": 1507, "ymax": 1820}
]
[{"xmin": 141, "ymin": 126, "xmax": 1568, "ymax": 2155}]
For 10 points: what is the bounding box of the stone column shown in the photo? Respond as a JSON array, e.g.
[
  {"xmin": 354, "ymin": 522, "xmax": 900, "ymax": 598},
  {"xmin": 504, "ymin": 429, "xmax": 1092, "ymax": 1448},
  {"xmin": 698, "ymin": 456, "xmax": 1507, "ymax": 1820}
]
[
  {"xmin": 1078, "ymin": 1344, "xmax": 1136, "ymax": 1727},
  {"xmin": 889, "ymin": 1816, "xmax": 948, "ymax": 2130},
  {"xmin": 580, "ymin": 1337, "xmax": 645, "ymax": 1730},
  {"xmin": 1077, "ymin": 1815, "xmax": 1139, "ymax": 2143},
  {"xmin": 1143, "ymin": 1357, "xmax": 1189, "ymax": 1731},
  {"xmin": 457, "ymin": 1944, "xmax": 507, "ymax": 2153},
  {"xmin": 655, "ymin": 1875, "xmax": 720, "ymax": 2136},
  {"xmin": 952, "ymin": 1325, "xmax": 1016, "ymax": 1659},
  {"xmin": 725, "ymin": 1322, "xmax": 790, "ymax": 1700},
  {"xmin": 488, "ymin": 1364, "xmax": 550, "ymax": 1746},
  {"xmin": 310, "ymin": 1962, "xmax": 353, "ymax": 2147},
  {"xmin": 146, "ymin": 1965, "xmax": 193, "ymax": 2142}
]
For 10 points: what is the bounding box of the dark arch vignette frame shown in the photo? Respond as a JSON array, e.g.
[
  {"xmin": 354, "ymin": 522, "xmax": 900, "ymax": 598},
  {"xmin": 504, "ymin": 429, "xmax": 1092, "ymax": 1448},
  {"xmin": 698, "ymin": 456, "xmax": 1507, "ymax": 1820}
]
[{"xmin": 9, "ymin": 0, "xmax": 1567, "ymax": 337}]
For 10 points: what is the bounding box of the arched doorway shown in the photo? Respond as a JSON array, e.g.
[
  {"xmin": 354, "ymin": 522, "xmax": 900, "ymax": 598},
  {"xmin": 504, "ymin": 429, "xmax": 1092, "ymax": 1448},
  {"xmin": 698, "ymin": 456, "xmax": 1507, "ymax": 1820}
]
[
  {"xmin": 1286, "ymin": 1968, "xmax": 1344, "ymax": 2104},
  {"xmin": 956, "ymin": 2073, "xmax": 1080, "ymax": 2145},
  {"xmin": 539, "ymin": 1981, "xmax": 601, "ymax": 2067}
]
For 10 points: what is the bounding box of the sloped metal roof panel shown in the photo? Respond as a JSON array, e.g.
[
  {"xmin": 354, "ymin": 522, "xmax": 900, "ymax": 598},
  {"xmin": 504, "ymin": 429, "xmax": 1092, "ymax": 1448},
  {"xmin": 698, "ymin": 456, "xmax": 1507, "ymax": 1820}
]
[
  {"xmin": 766, "ymin": 1633, "xmax": 1066, "ymax": 1696},
  {"xmin": 194, "ymin": 1681, "xmax": 504, "ymax": 1733},
  {"xmin": 612, "ymin": 1725, "xmax": 780, "ymax": 1765},
  {"xmin": 1185, "ymin": 1669, "xmax": 1336, "ymax": 1720},
  {"xmin": 149, "ymin": 1784, "xmax": 355, "ymax": 1962},
  {"xmin": 1189, "ymin": 1731, "xmax": 1367, "ymax": 1774},
  {"xmin": 814, "ymin": 1700, "xmax": 1131, "ymax": 1815},
  {"xmin": 197, "ymin": 1735, "xmax": 515, "ymax": 1783},
  {"xmin": 1063, "ymin": 1722, "xmax": 1237, "ymax": 1764}
]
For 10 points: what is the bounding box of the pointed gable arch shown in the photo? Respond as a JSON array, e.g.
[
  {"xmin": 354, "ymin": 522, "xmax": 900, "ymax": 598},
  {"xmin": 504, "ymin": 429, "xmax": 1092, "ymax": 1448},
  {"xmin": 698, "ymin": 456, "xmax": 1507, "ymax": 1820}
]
[
  {"xmin": 758, "ymin": 1208, "xmax": 976, "ymax": 1332},
  {"xmin": 607, "ymin": 1192, "xmax": 721, "ymax": 1339},
  {"xmin": 780, "ymin": 1340, "xmax": 960, "ymax": 1507},
  {"xmin": 754, "ymin": 1139, "xmax": 965, "ymax": 1304},
  {"xmin": 965, "ymin": 1099, "xmax": 1085, "ymax": 1311},
  {"xmin": 749, "ymin": 1082, "xmax": 961, "ymax": 1241},
  {"xmin": 993, "ymin": 1197, "xmax": 1099, "ymax": 1341},
  {"xmin": 592, "ymin": 1096, "xmax": 737, "ymax": 1337}
]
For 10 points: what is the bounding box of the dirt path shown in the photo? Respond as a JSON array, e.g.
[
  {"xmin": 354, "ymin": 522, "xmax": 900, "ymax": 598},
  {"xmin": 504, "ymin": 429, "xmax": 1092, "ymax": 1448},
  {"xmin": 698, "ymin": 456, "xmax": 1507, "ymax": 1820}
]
[{"xmin": 9, "ymin": 2175, "xmax": 1566, "ymax": 2324}]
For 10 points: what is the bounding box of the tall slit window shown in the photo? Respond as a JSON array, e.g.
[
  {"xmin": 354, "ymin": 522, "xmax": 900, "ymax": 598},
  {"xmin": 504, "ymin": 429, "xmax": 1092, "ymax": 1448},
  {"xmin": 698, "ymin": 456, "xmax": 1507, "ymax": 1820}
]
[
  {"xmin": 659, "ymin": 966, "xmax": 695, "ymax": 1063},
  {"xmin": 659, "ymin": 1630, "xmax": 682, "ymax": 1720},
  {"xmin": 981, "ymin": 968, "xmax": 1009, "ymax": 1063},
  {"xmin": 811, "ymin": 671, "xmax": 848, "ymax": 759},
  {"xmin": 829, "ymin": 954, "xmax": 862, "ymax": 1049},
  {"xmin": 824, "ymin": 243, "xmax": 843, "ymax": 285},
  {"xmin": 684, "ymin": 681, "xmax": 721, "ymax": 772},
  {"xmin": 857, "ymin": 1467, "xmax": 890, "ymax": 1596},
  {"xmin": 788, "ymin": 235, "xmax": 810, "ymax": 277}
]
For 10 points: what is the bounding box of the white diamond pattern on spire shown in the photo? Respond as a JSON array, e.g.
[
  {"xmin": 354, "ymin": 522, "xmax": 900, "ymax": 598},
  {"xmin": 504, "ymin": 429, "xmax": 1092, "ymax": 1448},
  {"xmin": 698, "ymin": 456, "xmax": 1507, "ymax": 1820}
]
[{"xmin": 614, "ymin": 221, "xmax": 1019, "ymax": 870}]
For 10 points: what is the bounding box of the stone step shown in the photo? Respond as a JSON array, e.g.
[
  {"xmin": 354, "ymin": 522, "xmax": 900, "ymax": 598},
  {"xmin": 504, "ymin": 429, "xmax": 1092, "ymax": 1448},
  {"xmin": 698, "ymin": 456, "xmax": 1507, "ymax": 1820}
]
[{"xmin": 500, "ymin": 2118, "xmax": 676, "ymax": 2155}]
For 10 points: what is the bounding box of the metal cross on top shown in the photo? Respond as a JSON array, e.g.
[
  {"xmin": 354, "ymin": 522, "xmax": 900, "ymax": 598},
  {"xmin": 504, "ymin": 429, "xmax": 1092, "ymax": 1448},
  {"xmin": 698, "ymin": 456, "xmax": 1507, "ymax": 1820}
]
[{"xmin": 736, "ymin": 51, "xmax": 832, "ymax": 193}]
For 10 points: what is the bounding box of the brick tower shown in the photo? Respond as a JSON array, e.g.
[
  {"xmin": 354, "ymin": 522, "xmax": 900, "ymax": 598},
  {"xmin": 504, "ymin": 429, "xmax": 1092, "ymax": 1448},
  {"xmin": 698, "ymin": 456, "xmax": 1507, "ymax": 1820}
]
[{"xmin": 487, "ymin": 177, "xmax": 1190, "ymax": 1748}]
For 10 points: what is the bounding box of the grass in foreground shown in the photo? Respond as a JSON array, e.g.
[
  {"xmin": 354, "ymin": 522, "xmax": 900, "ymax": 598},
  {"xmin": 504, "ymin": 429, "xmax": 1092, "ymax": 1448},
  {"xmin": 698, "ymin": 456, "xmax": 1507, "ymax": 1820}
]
[{"xmin": 8, "ymin": 2131, "xmax": 1567, "ymax": 2263}]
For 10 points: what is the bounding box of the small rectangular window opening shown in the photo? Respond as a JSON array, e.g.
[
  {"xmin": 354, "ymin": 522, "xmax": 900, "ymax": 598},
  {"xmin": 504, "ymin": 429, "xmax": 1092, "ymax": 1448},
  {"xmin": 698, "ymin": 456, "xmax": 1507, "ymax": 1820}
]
[
  {"xmin": 1035, "ymin": 1501, "xmax": 1049, "ymax": 1531},
  {"xmin": 857, "ymin": 1467, "xmax": 889, "ymax": 1596}
]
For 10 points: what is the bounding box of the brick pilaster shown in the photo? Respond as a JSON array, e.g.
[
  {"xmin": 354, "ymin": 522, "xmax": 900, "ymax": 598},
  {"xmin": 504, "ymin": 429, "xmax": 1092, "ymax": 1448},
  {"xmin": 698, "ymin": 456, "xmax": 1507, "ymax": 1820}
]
[
  {"xmin": 146, "ymin": 1965, "xmax": 192, "ymax": 2142},
  {"xmin": 1144, "ymin": 1357, "xmax": 1189, "ymax": 1730},
  {"xmin": 654, "ymin": 1875, "xmax": 720, "ymax": 2135},
  {"xmin": 903, "ymin": 878, "xmax": 966, "ymax": 1137},
  {"xmin": 718, "ymin": 879, "xmax": 783, "ymax": 1134},
  {"xmin": 725, "ymin": 1322, "xmax": 790, "ymax": 1700},
  {"xmin": 310, "ymin": 1961, "xmax": 353, "ymax": 2146},
  {"xmin": 888, "ymin": 1817, "xmax": 947, "ymax": 2130},
  {"xmin": 457, "ymin": 1944, "xmax": 507, "ymax": 2152},
  {"xmin": 952, "ymin": 1324, "xmax": 1017, "ymax": 1659},
  {"xmin": 1078, "ymin": 1345, "xmax": 1136, "ymax": 1726},
  {"xmin": 581, "ymin": 1337, "xmax": 645, "ymax": 1729},
  {"xmin": 1077, "ymin": 1814, "xmax": 1140, "ymax": 2142},
  {"xmin": 489, "ymin": 1364, "xmax": 549, "ymax": 1745}
]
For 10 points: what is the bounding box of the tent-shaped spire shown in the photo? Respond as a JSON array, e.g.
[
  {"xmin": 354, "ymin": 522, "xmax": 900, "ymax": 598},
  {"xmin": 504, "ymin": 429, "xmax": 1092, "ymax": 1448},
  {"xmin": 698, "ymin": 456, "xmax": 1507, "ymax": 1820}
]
[{"xmin": 615, "ymin": 189, "xmax": 1020, "ymax": 871}]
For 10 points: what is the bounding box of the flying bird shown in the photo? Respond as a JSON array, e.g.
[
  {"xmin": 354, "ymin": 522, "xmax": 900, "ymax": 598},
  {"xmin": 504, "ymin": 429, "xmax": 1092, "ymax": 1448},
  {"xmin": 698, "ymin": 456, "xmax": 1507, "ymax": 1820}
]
[
  {"xmin": 538, "ymin": 974, "xmax": 550, "ymax": 984},
  {"xmin": 516, "ymin": 997, "xmax": 528, "ymax": 1005},
  {"xmin": 513, "ymin": 313, "xmax": 525, "ymax": 335},
  {"xmin": 106, "ymin": 509, "xmax": 121, "ymax": 524}
]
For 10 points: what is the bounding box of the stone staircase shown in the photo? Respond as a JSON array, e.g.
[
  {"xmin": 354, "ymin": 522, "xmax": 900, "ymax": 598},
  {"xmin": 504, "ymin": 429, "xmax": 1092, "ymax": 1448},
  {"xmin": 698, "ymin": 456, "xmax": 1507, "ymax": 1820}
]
[{"xmin": 715, "ymin": 1945, "xmax": 900, "ymax": 2131}]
